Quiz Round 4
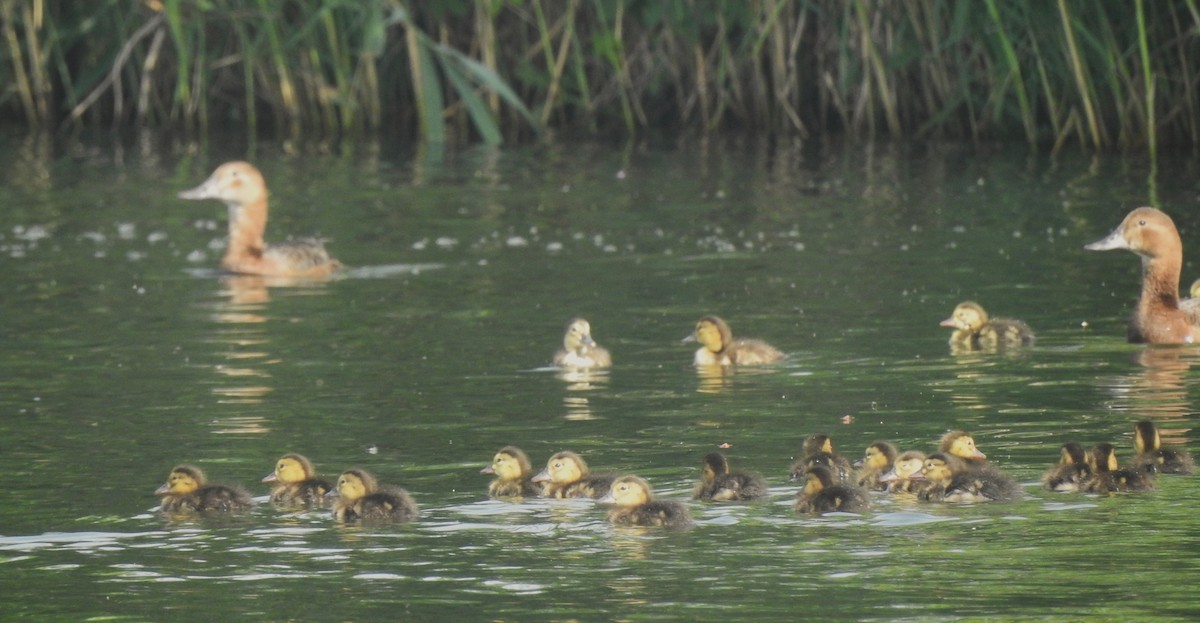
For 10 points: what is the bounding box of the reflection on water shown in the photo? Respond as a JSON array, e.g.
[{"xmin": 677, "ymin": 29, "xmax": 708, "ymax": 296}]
[{"xmin": 557, "ymin": 367, "xmax": 608, "ymax": 421}]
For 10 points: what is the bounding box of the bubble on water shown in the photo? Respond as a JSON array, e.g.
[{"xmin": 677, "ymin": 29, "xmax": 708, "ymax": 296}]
[
  {"xmin": 435, "ymin": 237, "xmax": 457, "ymax": 250},
  {"xmin": 506, "ymin": 236, "xmax": 528, "ymax": 248},
  {"xmin": 186, "ymin": 250, "xmax": 207, "ymax": 263},
  {"xmin": 546, "ymin": 241, "xmax": 563, "ymax": 252},
  {"xmin": 117, "ymin": 223, "xmax": 136, "ymax": 239},
  {"xmin": 412, "ymin": 238, "xmax": 428, "ymax": 250},
  {"xmin": 147, "ymin": 231, "xmax": 168, "ymax": 244}
]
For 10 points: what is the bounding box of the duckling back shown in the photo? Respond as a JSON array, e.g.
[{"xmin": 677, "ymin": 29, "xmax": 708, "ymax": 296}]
[
  {"xmin": 693, "ymin": 452, "xmax": 767, "ymax": 501},
  {"xmin": 794, "ymin": 466, "xmax": 870, "ymax": 514},
  {"xmin": 608, "ymin": 499, "xmax": 693, "ymax": 528}
]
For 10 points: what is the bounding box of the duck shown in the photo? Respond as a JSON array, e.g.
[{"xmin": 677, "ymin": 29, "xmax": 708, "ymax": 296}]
[
  {"xmin": 793, "ymin": 465, "xmax": 871, "ymax": 514},
  {"xmin": 481, "ymin": 446, "xmax": 543, "ymax": 498},
  {"xmin": 683, "ymin": 315, "xmax": 783, "ymax": 365},
  {"xmin": 552, "ymin": 318, "xmax": 612, "ymax": 368},
  {"xmin": 693, "ymin": 452, "xmax": 768, "ymax": 501},
  {"xmin": 178, "ymin": 161, "xmax": 342, "ymax": 277},
  {"xmin": 1042, "ymin": 442, "xmax": 1094, "ymax": 492},
  {"xmin": 328, "ymin": 468, "xmax": 418, "ymax": 522},
  {"xmin": 155, "ymin": 465, "xmax": 254, "ymax": 514},
  {"xmin": 939, "ymin": 430, "xmax": 988, "ymax": 466},
  {"xmin": 599, "ymin": 475, "xmax": 692, "ymax": 528},
  {"xmin": 531, "ymin": 451, "xmax": 615, "ymax": 499},
  {"xmin": 262, "ymin": 453, "xmax": 334, "ymax": 506},
  {"xmin": 789, "ymin": 433, "xmax": 853, "ymax": 482},
  {"xmin": 1083, "ymin": 443, "xmax": 1156, "ymax": 493},
  {"xmin": 1132, "ymin": 420, "xmax": 1195, "ymax": 475},
  {"xmin": 918, "ymin": 452, "xmax": 1021, "ymax": 503},
  {"xmin": 878, "ymin": 450, "xmax": 928, "ymax": 494},
  {"xmin": 854, "ymin": 441, "xmax": 899, "ymax": 490},
  {"xmin": 940, "ymin": 301, "xmax": 1035, "ymax": 351},
  {"xmin": 1085, "ymin": 206, "xmax": 1200, "ymax": 344}
]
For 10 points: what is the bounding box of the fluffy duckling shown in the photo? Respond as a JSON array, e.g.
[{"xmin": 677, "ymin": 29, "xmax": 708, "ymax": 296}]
[
  {"xmin": 855, "ymin": 441, "xmax": 899, "ymax": 490},
  {"xmin": 790, "ymin": 433, "xmax": 853, "ymax": 482},
  {"xmin": 1083, "ymin": 444, "xmax": 1156, "ymax": 493},
  {"xmin": 940, "ymin": 301, "xmax": 1035, "ymax": 351},
  {"xmin": 684, "ymin": 315, "xmax": 783, "ymax": 366},
  {"xmin": 329, "ymin": 469, "xmax": 418, "ymax": 522},
  {"xmin": 155, "ymin": 465, "xmax": 253, "ymax": 514},
  {"xmin": 481, "ymin": 446, "xmax": 543, "ymax": 498},
  {"xmin": 552, "ymin": 318, "xmax": 612, "ymax": 368},
  {"xmin": 263, "ymin": 453, "xmax": 334, "ymax": 506},
  {"xmin": 1042, "ymin": 442, "xmax": 1093, "ymax": 492},
  {"xmin": 178, "ymin": 161, "xmax": 342, "ymax": 277},
  {"xmin": 879, "ymin": 450, "xmax": 928, "ymax": 494},
  {"xmin": 940, "ymin": 430, "xmax": 988, "ymax": 465},
  {"xmin": 1132, "ymin": 420, "xmax": 1195, "ymax": 475},
  {"xmin": 531, "ymin": 451, "xmax": 615, "ymax": 499},
  {"xmin": 918, "ymin": 453, "xmax": 1021, "ymax": 503},
  {"xmin": 794, "ymin": 466, "xmax": 871, "ymax": 514},
  {"xmin": 693, "ymin": 452, "xmax": 768, "ymax": 501},
  {"xmin": 1085, "ymin": 207, "xmax": 1200, "ymax": 344},
  {"xmin": 599, "ymin": 475, "xmax": 692, "ymax": 528}
]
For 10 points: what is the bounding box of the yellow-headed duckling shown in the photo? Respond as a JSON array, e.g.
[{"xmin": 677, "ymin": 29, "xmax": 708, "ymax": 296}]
[
  {"xmin": 1085, "ymin": 207, "xmax": 1200, "ymax": 344},
  {"xmin": 940, "ymin": 430, "xmax": 988, "ymax": 465},
  {"xmin": 1083, "ymin": 443, "xmax": 1156, "ymax": 493},
  {"xmin": 531, "ymin": 451, "xmax": 615, "ymax": 499},
  {"xmin": 1132, "ymin": 420, "xmax": 1195, "ymax": 475},
  {"xmin": 790, "ymin": 433, "xmax": 853, "ymax": 482},
  {"xmin": 481, "ymin": 446, "xmax": 543, "ymax": 498},
  {"xmin": 918, "ymin": 452, "xmax": 1021, "ymax": 503},
  {"xmin": 155, "ymin": 465, "xmax": 254, "ymax": 514},
  {"xmin": 263, "ymin": 453, "xmax": 334, "ymax": 506},
  {"xmin": 878, "ymin": 450, "xmax": 927, "ymax": 494},
  {"xmin": 794, "ymin": 465, "xmax": 871, "ymax": 514},
  {"xmin": 693, "ymin": 452, "xmax": 768, "ymax": 501},
  {"xmin": 855, "ymin": 441, "xmax": 899, "ymax": 491},
  {"xmin": 1042, "ymin": 442, "xmax": 1093, "ymax": 492},
  {"xmin": 599, "ymin": 475, "xmax": 692, "ymax": 528},
  {"xmin": 328, "ymin": 469, "xmax": 418, "ymax": 522},
  {"xmin": 553, "ymin": 318, "xmax": 612, "ymax": 368},
  {"xmin": 684, "ymin": 315, "xmax": 783, "ymax": 366},
  {"xmin": 940, "ymin": 301, "xmax": 1035, "ymax": 352}
]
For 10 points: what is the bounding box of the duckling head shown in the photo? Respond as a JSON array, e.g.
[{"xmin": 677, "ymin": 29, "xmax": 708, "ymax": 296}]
[
  {"xmin": 482, "ymin": 446, "xmax": 532, "ymax": 480},
  {"xmin": 701, "ymin": 452, "xmax": 731, "ymax": 484},
  {"xmin": 802, "ymin": 465, "xmax": 837, "ymax": 497},
  {"xmin": 940, "ymin": 430, "xmax": 986, "ymax": 461},
  {"xmin": 264, "ymin": 453, "xmax": 316, "ymax": 484},
  {"xmin": 532, "ymin": 451, "xmax": 587, "ymax": 484},
  {"xmin": 1085, "ymin": 206, "xmax": 1180, "ymax": 260},
  {"xmin": 1091, "ymin": 443, "xmax": 1120, "ymax": 473},
  {"xmin": 1191, "ymin": 278, "xmax": 1200, "ymax": 299},
  {"xmin": 155, "ymin": 465, "xmax": 206, "ymax": 496},
  {"xmin": 1134, "ymin": 420, "xmax": 1162, "ymax": 454},
  {"xmin": 880, "ymin": 451, "xmax": 927, "ymax": 482},
  {"xmin": 178, "ymin": 161, "xmax": 267, "ymax": 209},
  {"xmin": 685, "ymin": 316, "xmax": 732, "ymax": 353},
  {"xmin": 860, "ymin": 442, "xmax": 897, "ymax": 470},
  {"xmin": 562, "ymin": 318, "xmax": 597, "ymax": 353},
  {"xmin": 803, "ymin": 433, "xmax": 835, "ymax": 456},
  {"xmin": 335, "ymin": 469, "xmax": 378, "ymax": 503},
  {"xmin": 599, "ymin": 475, "xmax": 652, "ymax": 506},
  {"xmin": 1059, "ymin": 442, "xmax": 1088, "ymax": 466},
  {"xmin": 921, "ymin": 453, "xmax": 962, "ymax": 484},
  {"xmin": 940, "ymin": 302, "xmax": 988, "ymax": 332}
]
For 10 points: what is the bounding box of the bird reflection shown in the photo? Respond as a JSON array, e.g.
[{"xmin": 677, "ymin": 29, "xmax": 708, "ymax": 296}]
[
  {"xmin": 694, "ymin": 365, "xmax": 732, "ymax": 394},
  {"xmin": 556, "ymin": 368, "xmax": 609, "ymax": 420},
  {"xmin": 1120, "ymin": 348, "xmax": 1195, "ymax": 433}
]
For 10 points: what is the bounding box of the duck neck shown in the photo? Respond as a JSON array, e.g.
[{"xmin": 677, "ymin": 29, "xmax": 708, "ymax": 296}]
[
  {"xmin": 223, "ymin": 198, "xmax": 267, "ymax": 268},
  {"xmin": 1139, "ymin": 253, "xmax": 1181, "ymax": 313}
]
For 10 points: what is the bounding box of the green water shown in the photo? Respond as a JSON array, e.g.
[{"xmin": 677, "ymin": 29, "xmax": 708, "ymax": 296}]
[{"xmin": 2, "ymin": 134, "xmax": 1200, "ymax": 621}]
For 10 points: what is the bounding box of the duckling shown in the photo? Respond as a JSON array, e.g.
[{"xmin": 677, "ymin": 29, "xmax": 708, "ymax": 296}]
[
  {"xmin": 878, "ymin": 450, "xmax": 928, "ymax": 494},
  {"xmin": 329, "ymin": 469, "xmax": 418, "ymax": 522},
  {"xmin": 789, "ymin": 433, "xmax": 853, "ymax": 482},
  {"xmin": 693, "ymin": 452, "xmax": 768, "ymax": 501},
  {"xmin": 262, "ymin": 453, "xmax": 334, "ymax": 506},
  {"xmin": 599, "ymin": 475, "xmax": 692, "ymax": 528},
  {"xmin": 855, "ymin": 441, "xmax": 899, "ymax": 490},
  {"xmin": 793, "ymin": 465, "xmax": 871, "ymax": 514},
  {"xmin": 155, "ymin": 465, "xmax": 254, "ymax": 514},
  {"xmin": 552, "ymin": 318, "xmax": 612, "ymax": 368},
  {"xmin": 940, "ymin": 430, "xmax": 988, "ymax": 465},
  {"xmin": 178, "ymin": 161, "xmax": 342, "ymax": 277},
  {"xmin": 481, "ymin": 446, "xmax": 543, "ymax": 498},
  {"xmin": 1132, "ymin": 420, "xmax": 1195, "ymax": 475},
  {"xmin": 1042, "ymin": 442, "xmax": 1093, "ymax": 492},
  {"xmin": 684, "ymin": 315, "xmax": 783, "ymax": 365},
  {"xmin": 940, "ymin": 301, "xmax": 1035, "ymax": 351},
  {"xmin": 531, "ymin": 451, "xmax": 616, "ymax": 499},
  {"xmin": 918, "ymin": 452, "xmax": 1021, "ymax": 503},
  {"xmin": 1083, "ymin": 444, "xmax": 1156, "ymax": 493}
]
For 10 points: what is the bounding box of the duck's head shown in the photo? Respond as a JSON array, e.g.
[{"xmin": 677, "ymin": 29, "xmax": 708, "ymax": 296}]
[
  {"xmin": 802, "ymin": 465, "xmax": 837, "ymax": 497},
  {"xmin": 1085, "ymin": 207, "xmax": 1180, "ymax": 261},
  {"xmin": 481, "ymin": 446, "xmax": 532, "ymax": 480},
  {"xmin": 1091, "ymin": 443, "xmax": 1120, "ymax": 473},
  {"xmin": 880, "ymin": 451, "xmax": 927, "ymax": 482},
  {"xmin": 940, "ymin": 302, "xmax": 988, "ymax": 332},
  {"xmin": 921, "ymin": 453, "xmax": 964, "ymax": 484},
  {"xmin": 701, "ymin": 452, "xmax": 731, "ymax": 483},
  {"xmin": 264, "ymin": 453, "xmax": 316, "ymax": 485},
  {"xmin": 940, "ymin": 430, "xmax": 986, "ymax": 461},
  {"xmin": 333, "ymin": 469, "xmax": 378, "ymax": 503},
  {"xmin": 178, "ymin": 161, "xmax": 267, "ymax": 209},
  {"xmin": 531, "ymin": 451, "xmax": 587, "ymax": 484},
  {"xmin": 803, "ymin": 433, "xmax": 835, "ymax": 456},
  {"xmin": 155, "ymin": 465, "xmax": 206, "ymax": 496},
  {"xmin": 1134, "ymin": 420, "xmax": 1162, "ymax": 454},
  {"xmin": 1059, "ymin": 442, "xmax": 1089, "ymax": 466},
  {"xmin": 562, "ymin": 318, "xmax": 597, "ymax": 352},
  {"xmin": 599, "ymin": 475, "xmax": 652, "ymax": 506},
  {"xmin": 684, "ymin": 316, "xmax": 732, "ymax": 353},
  {"xmin": 859, "ymin": 442, "xmax": 898, "ymax": 470},
  {"xmin": 1191, "ymin": 279, "xmax": 1200, "ymax": 299}
]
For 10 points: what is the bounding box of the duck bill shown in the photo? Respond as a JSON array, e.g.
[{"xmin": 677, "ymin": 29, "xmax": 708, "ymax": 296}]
[
  {"xmin": 939, "ymin": 317, "xmax": 958, "ymax": 328},
  {"xmin": 262, "ymin": 472, "xmax": 278, "ymax": 483},
  {"xmin": 324, "ymin": 489, "xmax": 340, "ymax": 501},
  {"xmin": 681, "ymin": 334, "xmax": 697, "ymax": 344},
  {"xmin": 480, "ymin": 466, "xmax": 495, "ymax": 475},
  {"xmin": 597, "ymin": 492, "xmax": 616, "ymax": 504},
  {"xmin": 154, "ymin": 483, "xmax": 170, "ymax": 495},
  {"xmin": 878, "ymin": 470, "xmax": 898, "ymax": 483},
  {"xmin": 1084, "ymin": 228, "xmax": 1130, "ymax": 251},
  {"xmin": 530, "ymin": 469, "xmax": 550, "ymax": 483},
  {"xmin": 177, "ymin": 178, "xmax": 218, "ymax": 201},
  {"xmin": 581, "ymin": 335, "xmax": 596, "ymax": 347},
  {"xmin": 973, "ymin": 450, "xmax": 987, "ymax": 460}
]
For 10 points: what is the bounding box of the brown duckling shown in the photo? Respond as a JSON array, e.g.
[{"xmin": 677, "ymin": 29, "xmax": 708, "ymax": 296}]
[
  {"xmin": 1132, "ymin": 420, "xmax": 1195, "ymax": 475},
  {"xmin": 531, "ymin": 451, "xmax": 616, "ymax": 499},
  {"xmin": 940, "ymin": 301, "xmax": 1035, "ymax": 352},
  {"xmin": 693, "ymin": 452, "xmax": 768, "ymax": 501},
  {"xmin": 329, "ymin": 469, "xmax": 418, "ymax": 522},
  {"xmin": 790, "ymin": 433, "xmax": 853, "ymax": 482},
  {"xmin": 262, "ymin": 453, "xmax": 334, "ymax": 506},
  {"xmin": 599, "ymin": 475, "xmax": 692, "ymax": 528},
  {"xmin": 794, "ymin": 465, "xmax": 871, "ymax": 514},
  {"xmin": 1083, "ymin": 443, "xmax": 1156, "ymax": 493},
  {"xmin": 855, "ymin": 441, "xmax": 899, "ymax": 490},
  {"xmin": 155, "ymin": 465, "xmax": 254, "ymax": 514},
  {"xmin": 878, "ymin": 450, "xmax": 928, "ymax": 494},
  {"xmin": 940, "ymin": 430, "xmax": 988, "ymax": 465},
  {"xmin": 552, "ymin": 318, "xmax": 612, "ymax": 368},
  {"xmin": 481, "ymin": 446, "xmax": 543, "ymax": 498},
  {"xmin": 684, "ymin": 315, "xmax": 783, "ymax": 366},
  {"xmin": 918, "ymin": 452, "xmax": 1021, "ymax": 503},
  {"xmin": 1042, "ymin": 442, "xmax": 1093, "ymax": 492}
]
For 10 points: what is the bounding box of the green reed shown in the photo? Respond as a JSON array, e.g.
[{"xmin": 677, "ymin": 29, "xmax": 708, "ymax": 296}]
[{"xmin": 3, "ymin": 0, "xmax": 1199, "ymax": 152}]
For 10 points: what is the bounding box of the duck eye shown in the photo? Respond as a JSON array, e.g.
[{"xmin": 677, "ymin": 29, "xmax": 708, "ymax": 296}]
[{"xmin": 1138, "ymin": 219, "xmax": 1146, "ymax": 226}]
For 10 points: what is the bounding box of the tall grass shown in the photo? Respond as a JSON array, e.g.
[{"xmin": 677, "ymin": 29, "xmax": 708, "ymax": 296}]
[{"xmin": 3, "ymin": 0, "xmax": 1199, "ymax": 152}]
